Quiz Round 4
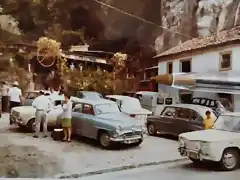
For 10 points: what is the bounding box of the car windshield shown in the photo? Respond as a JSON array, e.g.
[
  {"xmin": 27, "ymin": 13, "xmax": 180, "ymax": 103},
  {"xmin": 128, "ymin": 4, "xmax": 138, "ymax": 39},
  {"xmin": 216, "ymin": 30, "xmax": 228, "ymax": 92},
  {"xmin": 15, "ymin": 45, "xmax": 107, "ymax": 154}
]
[
  {"xmin": 25, "ymin": 92, "xmax": 38, "ymax": 99},
  {"xmin": 95, "ymin": 103, "xmax": 120, "ymax": 114},
  {"xmin": 214, "ymin": 115, "xmax": 240, "ymax": 132},
  {"xmin": 121, "ymin": 98, "xmax": 141, "ymax": 110}
]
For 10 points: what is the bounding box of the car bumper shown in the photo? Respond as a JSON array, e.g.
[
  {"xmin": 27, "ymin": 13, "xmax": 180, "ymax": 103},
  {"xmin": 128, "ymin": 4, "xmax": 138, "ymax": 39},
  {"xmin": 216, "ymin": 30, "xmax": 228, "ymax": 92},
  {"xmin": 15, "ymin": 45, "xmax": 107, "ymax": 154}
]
[
  {"xmin": 110, "ymin": 134, "xmax": 143, "ymax": 144},
  {"xmin": 178, "ymin": 147, "xmax": 218, "ymax": 162},
  {"xmin": 10, "ymin": 115, "xmax": 25, "ymax": 126}
]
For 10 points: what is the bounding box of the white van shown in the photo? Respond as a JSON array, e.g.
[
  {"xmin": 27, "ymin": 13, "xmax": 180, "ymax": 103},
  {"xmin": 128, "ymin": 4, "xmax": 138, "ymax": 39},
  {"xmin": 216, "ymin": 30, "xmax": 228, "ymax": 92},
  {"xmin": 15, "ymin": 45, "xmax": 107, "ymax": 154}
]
[{"xmin": 134, "ymin": 91, "xmax": 179, "ymax": 115}]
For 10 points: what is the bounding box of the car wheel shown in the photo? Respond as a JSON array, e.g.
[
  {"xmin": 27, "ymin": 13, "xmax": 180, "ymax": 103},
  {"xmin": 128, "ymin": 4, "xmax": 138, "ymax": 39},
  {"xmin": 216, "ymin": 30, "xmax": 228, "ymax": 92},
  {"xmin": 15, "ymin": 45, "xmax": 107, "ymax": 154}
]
[
  {"xmin": 219, "ymin": 148, "xmax": 239, "ymax": 171},
  {"xmin": 27, "ymin": 119, "xmax": 36, "ymax": 133},
  {"xmin": 147, "ymin": 123, "xmax": 156, "ymax": 136},
  {"xmin": 98, "ymin": 131, "xmax": 112, "ymax": 149}
]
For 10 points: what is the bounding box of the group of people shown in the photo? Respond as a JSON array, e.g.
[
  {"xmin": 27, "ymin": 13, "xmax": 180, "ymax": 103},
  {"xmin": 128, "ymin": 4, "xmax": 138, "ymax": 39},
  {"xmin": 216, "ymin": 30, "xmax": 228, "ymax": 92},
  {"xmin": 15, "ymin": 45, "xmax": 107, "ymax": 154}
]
[
  {"xmin": 32, "ymin": 89, "xmax": 73, "ymax": 142},
  {"xmin": 1, "ymin": 81, "xmax": 73, "ymax": 142}
]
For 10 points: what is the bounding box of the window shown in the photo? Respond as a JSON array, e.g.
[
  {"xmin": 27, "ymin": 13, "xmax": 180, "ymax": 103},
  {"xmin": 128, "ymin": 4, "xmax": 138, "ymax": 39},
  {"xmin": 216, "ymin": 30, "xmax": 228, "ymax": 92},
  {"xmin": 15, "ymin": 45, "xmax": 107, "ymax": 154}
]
[
  {"xmin": 73, "ymin": 104, "xmax": 83, "ymax": 113},
  {"xmin": 157, "ymin": 97, "xmax": 164, "ymax": 105},
  {"xmin": 192, "ymin": 98, "xmax": 200, "ymax": 104},
  {"xmin": 165, "ymin": 98, "xmax": 173, "ymax": 105},
  {"xmin": 82, "ymin": 104, "xmax": 94, "ymax": 115},
  {"xmin": 167, "ymin": 62, "xmax": 173, "ymax": 74},
  {"xmin": 190, "ymin": 110, "xmax": 202, "ymax": 123},
  {"xmin": 175, "ymin": 108, "xmax": 190, "ymax": 119},
  {"xmin": 220, "ymin": 51, "xmax": 232, "ymax": 71},
  {"xmin": 180, "ymin": 59, "xmax": 191, "ymax": 72},
  {"xmin": 26, "ymin": 92, "xmax": 38, "ymax": 99},
  {"xmin": 161, "ymin": 107, "xmax": 176, "ymax": 117}
]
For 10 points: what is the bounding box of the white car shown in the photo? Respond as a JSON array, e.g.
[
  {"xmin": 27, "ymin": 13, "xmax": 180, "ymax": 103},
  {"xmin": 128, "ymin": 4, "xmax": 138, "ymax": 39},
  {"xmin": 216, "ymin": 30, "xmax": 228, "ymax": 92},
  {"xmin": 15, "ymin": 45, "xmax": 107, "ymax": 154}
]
[
  {"xmin": 178, "ymin": 112, "xmax": 240, "ymax": 171},
  {"xmin": 105, "ymin": 95, "xmax": 152, "ymax": 127},
  {"xmin": 10, "ymin": 96, "xmax": 65, "ymax": 132}
]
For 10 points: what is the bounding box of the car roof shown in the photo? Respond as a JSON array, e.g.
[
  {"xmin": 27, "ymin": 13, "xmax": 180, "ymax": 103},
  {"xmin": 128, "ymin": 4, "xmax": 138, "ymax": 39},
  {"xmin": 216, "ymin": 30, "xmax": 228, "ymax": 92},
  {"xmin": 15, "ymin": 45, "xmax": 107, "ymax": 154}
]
[
  {"xmin": 221, "ymin": 112, "xmax": 240, "ymax": 116},
  {"xmin": 106, "ymin": 95, "xmax": 137, "ymax": 101},
  {"xmin": 166, "ymin": 104, "xmax": 211, "ymax": 110},
  {"xmin": 135, "ymin": 91, "xmax": 159, "ymax": 95},
  {"xmin": 79, "ymin": 91, "xmax": 101, "ymax": 94},
  {"xmin": 163, "ymin": 104, "xmax": 215, "ymax": 116},
  {"xmin": 74, "ymin": 98, "xmax": 115, "ymax": 106},
  {"xmin": 26, "ymin": 90, "xmax": 50, "ymax": 93}
]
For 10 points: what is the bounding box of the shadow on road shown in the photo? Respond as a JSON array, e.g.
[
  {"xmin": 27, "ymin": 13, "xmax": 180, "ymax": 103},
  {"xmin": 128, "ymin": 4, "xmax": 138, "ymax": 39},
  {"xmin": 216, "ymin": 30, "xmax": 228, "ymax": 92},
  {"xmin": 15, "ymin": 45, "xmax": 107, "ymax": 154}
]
[{"xmin": 171, "ymin": 161, "xmax": 223, "ymax": 172}]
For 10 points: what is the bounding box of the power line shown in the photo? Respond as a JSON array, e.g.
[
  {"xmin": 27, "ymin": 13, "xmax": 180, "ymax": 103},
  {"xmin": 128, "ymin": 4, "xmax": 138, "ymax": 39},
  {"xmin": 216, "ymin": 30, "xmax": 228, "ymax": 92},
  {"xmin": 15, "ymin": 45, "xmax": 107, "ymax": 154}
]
[{"xmin": 93, "ymin": 0, "xmax": 193, "ymax": 39}]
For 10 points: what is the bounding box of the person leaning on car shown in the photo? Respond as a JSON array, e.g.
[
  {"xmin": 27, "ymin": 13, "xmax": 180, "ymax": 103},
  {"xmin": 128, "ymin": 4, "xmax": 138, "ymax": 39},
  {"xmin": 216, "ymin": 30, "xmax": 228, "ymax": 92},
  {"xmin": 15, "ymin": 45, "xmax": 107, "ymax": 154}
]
[
  {"xmin": 203, "ymin": 110, "xmax": 214, "ymax": 130},
  {"xmin": 32, "ymin": 90, "xmax": 53, "ymax": 138}
]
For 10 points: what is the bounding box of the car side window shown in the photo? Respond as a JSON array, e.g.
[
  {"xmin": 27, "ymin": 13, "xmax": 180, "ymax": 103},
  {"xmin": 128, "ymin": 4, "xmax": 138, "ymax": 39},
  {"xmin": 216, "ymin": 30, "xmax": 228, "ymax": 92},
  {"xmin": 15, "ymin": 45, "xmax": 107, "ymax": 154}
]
[
  {"xmin": 175, "ymin": 108, "xmax": 190, "ymax": 119},
  {"xmin": 27, "ymin": 92, "xmax": 38, "ymax": 99},
  {"xmin": 73, "ymin": 104, "xmax": 83, "ymax": 113},
  {"xmin": 192, "ymin": 98, "xmax": 200, "ymax": 104},
  {"xmin": 190, "ymin": 110, "xmax": 202, "ymax": 122},
  {"xmin": 82, "ymin": 104, "xmax": 95, "ymax": 115},
  {"xmin": 161, "ymin": 107, "xmax": 176, "ymax": 117}
]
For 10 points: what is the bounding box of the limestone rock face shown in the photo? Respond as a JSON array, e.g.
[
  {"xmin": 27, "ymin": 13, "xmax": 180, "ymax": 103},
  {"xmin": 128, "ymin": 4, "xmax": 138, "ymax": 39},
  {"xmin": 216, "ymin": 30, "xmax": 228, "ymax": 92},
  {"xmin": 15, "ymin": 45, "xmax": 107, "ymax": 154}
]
[{"xmin": 92, "ymin": 0, "xmax": 240, "ymax": 53}]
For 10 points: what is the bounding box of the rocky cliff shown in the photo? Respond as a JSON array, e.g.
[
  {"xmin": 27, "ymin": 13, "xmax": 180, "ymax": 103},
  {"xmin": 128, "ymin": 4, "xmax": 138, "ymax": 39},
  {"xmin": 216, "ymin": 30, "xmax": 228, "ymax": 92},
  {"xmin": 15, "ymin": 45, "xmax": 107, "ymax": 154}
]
[{"xmin": 93, "ymin": 0, "xmax": 240, "ymax": 53}]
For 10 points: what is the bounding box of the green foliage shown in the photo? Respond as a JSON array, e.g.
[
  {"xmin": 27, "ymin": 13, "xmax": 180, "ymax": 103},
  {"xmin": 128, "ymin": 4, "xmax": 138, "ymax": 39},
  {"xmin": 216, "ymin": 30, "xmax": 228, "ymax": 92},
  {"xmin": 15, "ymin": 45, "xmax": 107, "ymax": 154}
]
[{"xmin": 62, "ymin": 29, "xmax": 85, "ymax": 47}]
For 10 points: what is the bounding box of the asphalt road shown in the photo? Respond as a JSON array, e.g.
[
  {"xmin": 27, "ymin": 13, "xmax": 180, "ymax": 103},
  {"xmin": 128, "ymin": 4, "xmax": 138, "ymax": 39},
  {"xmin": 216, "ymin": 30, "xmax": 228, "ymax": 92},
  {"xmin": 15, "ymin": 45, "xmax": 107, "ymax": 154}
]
[{"xmin": 79, "ymin": 160, "xmax": 240, "ymax": 180}]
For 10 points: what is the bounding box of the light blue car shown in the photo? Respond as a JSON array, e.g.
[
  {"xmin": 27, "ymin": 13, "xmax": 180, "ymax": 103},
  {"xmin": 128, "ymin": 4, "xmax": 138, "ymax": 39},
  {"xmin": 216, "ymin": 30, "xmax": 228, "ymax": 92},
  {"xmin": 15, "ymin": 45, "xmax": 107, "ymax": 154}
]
[{"xmin": 56, "ymin": 99, "xmax": 144, "ymax": 149}]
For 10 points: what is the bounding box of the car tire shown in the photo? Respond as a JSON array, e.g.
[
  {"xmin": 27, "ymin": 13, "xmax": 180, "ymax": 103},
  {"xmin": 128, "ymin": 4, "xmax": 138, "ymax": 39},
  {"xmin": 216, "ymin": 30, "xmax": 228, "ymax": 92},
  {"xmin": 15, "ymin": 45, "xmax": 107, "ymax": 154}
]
[
  {"xmin": 219, "ymin": 148, "xmax": 240, "ymax": 171},
  {"xmin": 27, "ymin": 118, "xmax": 36, "ymax": 133},
  {"xmin": 98, "ymin": 131, "xmax": 113, "ymax": 149},
  {"xmin": 147, "ymin": 123, "xmax": 156, "ymax": 136}
]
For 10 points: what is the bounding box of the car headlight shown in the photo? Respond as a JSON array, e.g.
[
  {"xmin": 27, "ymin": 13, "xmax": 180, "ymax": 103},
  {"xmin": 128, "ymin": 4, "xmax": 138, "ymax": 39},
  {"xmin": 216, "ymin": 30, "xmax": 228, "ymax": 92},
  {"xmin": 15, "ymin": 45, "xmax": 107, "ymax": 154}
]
[
  {"xmin": 116, "ymin": 126, "xmax": 123, "ymax": 134},
  {"xmin": 195, "ymin": 142, "xmax": 201, "ymax": 150},
  {"xmin": 178, "ymin": 138, "xmax": 185, "ymax": 147}
]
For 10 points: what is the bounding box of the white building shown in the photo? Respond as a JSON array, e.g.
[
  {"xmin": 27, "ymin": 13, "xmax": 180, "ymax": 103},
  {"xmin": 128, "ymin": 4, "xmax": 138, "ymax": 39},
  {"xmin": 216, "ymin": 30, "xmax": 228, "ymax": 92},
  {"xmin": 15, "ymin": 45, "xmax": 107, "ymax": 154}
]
[{"xmin": 154, "ymin": 27, "xmax": 240, "ymax": 111}]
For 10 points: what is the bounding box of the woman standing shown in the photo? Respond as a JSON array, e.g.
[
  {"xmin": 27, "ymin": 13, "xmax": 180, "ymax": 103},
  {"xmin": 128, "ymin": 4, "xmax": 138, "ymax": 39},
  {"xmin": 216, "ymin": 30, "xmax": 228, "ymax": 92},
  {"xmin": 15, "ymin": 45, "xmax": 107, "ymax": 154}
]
[{"xmin": 61, "ymin": 92, "xmax": 72, "ymax": 142}]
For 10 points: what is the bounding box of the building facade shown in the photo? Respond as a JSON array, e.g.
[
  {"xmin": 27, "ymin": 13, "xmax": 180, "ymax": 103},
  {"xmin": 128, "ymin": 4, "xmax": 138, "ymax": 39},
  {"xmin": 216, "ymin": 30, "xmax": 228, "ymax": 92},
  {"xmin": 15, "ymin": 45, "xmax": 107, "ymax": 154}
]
[{"xmin": 155, "ymin": 27, "xmax": 240, "ymax": 111}]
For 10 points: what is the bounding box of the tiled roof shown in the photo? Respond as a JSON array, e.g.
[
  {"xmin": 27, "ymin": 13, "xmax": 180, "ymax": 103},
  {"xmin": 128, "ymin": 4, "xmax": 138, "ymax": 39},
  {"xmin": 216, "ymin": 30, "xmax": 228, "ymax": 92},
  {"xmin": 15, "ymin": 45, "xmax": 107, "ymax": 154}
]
[{"xmin": 154, "ymin": 27, "xmax": 240, "ymax": 58}]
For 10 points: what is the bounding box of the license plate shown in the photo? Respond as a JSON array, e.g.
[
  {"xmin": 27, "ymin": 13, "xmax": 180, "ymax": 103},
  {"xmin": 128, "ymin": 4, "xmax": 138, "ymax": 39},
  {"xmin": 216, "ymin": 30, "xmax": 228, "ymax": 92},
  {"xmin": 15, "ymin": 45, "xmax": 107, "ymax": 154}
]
[
  {"xmin": 124, "ymin": 139, "xmax": 139, "ymax": 144},
  {"xmin": 188, "ymin": 152, "xmax": 198, "ymax": 159}
]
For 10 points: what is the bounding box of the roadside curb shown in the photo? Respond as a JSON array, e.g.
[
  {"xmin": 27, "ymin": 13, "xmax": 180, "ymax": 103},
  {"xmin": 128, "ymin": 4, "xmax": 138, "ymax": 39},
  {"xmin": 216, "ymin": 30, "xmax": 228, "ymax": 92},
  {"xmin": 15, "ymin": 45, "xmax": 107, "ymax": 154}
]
[{"xmin": 55, "ymin": 158, "xmax": 188, "ymax": 179}]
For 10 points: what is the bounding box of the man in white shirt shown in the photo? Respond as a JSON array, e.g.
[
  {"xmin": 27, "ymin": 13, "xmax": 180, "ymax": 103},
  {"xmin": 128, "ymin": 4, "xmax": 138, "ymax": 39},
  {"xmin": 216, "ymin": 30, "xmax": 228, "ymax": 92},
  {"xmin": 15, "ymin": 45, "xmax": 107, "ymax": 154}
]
[
  {"xmin": 32, "ymin": 91, "xmax": 53, "ymax": 138},
  {"xmin": 8, "ymin": 81, "xmax": 22, "ymax": 110}
]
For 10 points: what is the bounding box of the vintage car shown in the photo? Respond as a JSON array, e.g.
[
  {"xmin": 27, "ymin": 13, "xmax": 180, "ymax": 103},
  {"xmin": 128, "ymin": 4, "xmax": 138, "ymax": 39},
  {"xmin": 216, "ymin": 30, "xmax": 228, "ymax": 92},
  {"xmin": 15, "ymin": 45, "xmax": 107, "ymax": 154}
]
[
  {"xmin": 10, "ymin": 96, "xmax": 64, "ymax": 132},
  {"xmin": 76, "ymin": 91, "xmax": 104, "ymax": 100},
  {"xmin": 147, "ymin": 104, "xmax": 217, "ymax": 136},
  {"xmin": 178, "ymin": 112, "xmax": 240, "ymax": 171},
  {"xmin": 56, "ymin": 99, "xmax": 144, "ymax": 149},
  {"xmin": 23, "ymin": 90, "xmax": 51, "ymax": 106},
  {"xmin": 105, "ymin": 95, "xmax": 152, "ymax": 130}
]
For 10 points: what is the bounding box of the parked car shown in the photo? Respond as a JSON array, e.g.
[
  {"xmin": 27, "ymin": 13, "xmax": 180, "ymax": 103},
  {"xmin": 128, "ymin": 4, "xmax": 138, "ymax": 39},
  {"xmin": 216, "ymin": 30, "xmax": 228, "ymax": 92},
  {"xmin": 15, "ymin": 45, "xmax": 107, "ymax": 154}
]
[
  {"xmin": 178, "ymin": 112, "xmax": 240, "ymax": 171},
  {"xmin": 147, "ymin": 104, "xmax": 217, "ymax": 136},
  {"xmin": 76, "ymin": 91, "xmax": 104, "ymax": 100},
  {"xmin": 105, "ymin": 95, "xmax": 152, "ymax": 130},
  {"xmin": 191, "ymin": 97, "xmax": 233, "ymax": 113},
  {"xmin": 56, "ymin": 99, "xmax": 144, "ymax": 149},
  {"xmin": 10, "ymin": 96, "xmax": 65, "ymax": 132},
  {"xmin": 23, "ymin": 90, "xmax": 51, "ymax": 106}
]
